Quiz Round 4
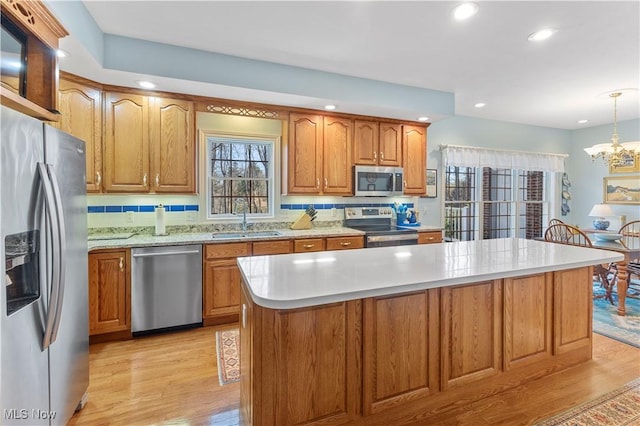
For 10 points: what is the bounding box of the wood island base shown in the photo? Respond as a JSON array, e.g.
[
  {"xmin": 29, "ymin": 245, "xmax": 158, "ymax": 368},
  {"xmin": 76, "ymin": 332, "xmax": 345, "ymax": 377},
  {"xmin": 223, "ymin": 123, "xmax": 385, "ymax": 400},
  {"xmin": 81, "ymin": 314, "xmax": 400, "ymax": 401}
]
[{"xmin": 239, "ymin": 266, "xmax": 594, "ymax": 425}]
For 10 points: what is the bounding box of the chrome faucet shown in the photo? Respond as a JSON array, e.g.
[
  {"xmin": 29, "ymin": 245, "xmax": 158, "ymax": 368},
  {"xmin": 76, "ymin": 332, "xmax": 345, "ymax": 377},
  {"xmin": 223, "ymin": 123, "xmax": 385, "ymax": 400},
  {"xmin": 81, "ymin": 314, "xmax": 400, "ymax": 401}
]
[{"xmin": 234, "ymin": 199, "xmax": 249, "ymax": 232}]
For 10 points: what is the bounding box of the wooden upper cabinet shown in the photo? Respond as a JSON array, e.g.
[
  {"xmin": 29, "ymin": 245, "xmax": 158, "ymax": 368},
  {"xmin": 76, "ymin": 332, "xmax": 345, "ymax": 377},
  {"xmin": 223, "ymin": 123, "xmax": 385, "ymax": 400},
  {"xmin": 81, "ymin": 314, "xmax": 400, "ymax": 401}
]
[
  {"xmin": 287, "ymin": 113, "xmax": 323, "ymax": 194},
  {"xmin": 378, "ymin": 122, "xmax": 402, "ymax": 166},
  {"xmin": 402, "ymin": 125, "xmax": 427, "ymax": 195},
  {"xmin": 149, "ymin": 97, "xmax": 195, "ymax": 193},
  {"xmin": 354, "ymin": 121, "xmax": 401, "ymax": 166},
  {"xmin": 104, "ymin": 92, "xmax": 150, "ymax": 192},
  {"xmin": 57, "ymin": 77, "xmax": 103, "ymax": 192},
  {"xmin": 353, "ymin": 120, "xmax": 379, "ymax": 165},
  {"xmin": 323, "ymin": 116, "xmax": 352, "ymax": 194},
  {"xmin": 103, "ymin": 92, "xmax": 195, "ymax": 194}
]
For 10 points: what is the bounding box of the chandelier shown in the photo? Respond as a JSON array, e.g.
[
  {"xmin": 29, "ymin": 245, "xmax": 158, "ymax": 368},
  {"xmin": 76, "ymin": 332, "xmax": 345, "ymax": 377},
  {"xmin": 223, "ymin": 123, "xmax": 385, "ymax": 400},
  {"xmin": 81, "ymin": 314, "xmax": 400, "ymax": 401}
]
[{"xmin": 584, "ymin": 92, "xmax": 640, "ymax": 167}]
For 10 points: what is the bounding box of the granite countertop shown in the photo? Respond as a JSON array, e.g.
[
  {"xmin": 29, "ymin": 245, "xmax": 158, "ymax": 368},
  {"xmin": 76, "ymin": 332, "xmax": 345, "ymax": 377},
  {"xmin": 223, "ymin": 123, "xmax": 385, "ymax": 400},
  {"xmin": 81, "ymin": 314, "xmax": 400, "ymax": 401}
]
[
  {"xmin": 237, "ymin": 238, "xmax": 624, "ymax": 310},
  {"xmin": 88, "ymin": 226, "xmax": 365, "ymax": 251}
]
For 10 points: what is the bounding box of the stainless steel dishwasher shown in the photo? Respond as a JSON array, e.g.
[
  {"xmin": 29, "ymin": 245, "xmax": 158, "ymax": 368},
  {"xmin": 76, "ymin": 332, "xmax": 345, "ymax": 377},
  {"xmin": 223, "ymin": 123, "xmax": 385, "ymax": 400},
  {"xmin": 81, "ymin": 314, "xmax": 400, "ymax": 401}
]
[{"xmin": 131, "ymin": 244, "xmax": 202, "ymax": 335}]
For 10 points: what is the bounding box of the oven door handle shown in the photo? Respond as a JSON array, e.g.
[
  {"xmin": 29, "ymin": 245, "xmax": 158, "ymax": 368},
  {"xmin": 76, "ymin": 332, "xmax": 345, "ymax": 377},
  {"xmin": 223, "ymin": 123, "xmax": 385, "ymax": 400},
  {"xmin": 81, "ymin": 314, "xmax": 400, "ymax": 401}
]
[{"xmin": 367, "ymin": 234, "xmax": 418, "ymax": 243}]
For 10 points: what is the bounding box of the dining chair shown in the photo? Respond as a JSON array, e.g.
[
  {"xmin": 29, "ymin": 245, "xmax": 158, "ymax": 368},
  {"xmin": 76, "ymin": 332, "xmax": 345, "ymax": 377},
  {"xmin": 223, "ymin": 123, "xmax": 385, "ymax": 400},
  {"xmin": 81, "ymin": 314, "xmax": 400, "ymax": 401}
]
[
  {"xmin": 617, "ymin": 220, "xmax": 640, "ymax": 298},
  {"xmin": 544, "ymin": 224, "xmax": 617, "ymax": 304},
  {"xmin": 548, "ymin": 218, "xmax": 565, "ymax": 227}
]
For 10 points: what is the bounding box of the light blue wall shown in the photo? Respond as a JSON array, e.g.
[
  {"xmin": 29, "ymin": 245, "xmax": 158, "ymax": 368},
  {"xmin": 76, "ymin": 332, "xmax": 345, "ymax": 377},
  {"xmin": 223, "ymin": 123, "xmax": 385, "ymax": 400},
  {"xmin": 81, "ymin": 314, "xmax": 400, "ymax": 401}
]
[{"xmin": 567, "ymin": 118, "xmax": 640, "ymax": 229}]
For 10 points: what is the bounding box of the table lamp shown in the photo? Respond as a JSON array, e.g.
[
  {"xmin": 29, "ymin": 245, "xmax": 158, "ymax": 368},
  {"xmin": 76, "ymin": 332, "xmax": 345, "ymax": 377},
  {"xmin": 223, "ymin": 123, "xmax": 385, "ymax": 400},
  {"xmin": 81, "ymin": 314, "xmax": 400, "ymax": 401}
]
[{"xmin": 588, "ymin": 203, "xmax": 614, "ymax": 230}]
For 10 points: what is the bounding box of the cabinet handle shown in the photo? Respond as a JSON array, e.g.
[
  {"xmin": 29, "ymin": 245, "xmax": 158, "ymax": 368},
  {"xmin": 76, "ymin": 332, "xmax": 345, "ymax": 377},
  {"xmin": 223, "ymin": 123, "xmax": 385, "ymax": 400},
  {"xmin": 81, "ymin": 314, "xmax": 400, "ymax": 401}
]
[
  {"xmin": 155, "ymin": 173, "xmax": 160, "ymax": 187},
  {"xmin": 242, "ymin": 304, "xmax": 247, "ymax": 329},
  {"xmin": 303, "ymin": 244, "xmax": 315, "ymax": 249},
  {"xmin": 340, "ymin": 241, "xmax": 351, "ymax": 247},
  {"xmin": 96, "ymin": 171, "xmax": 101, "ymax": 186},
  {"xmin": 373, "ymin": 151, "xmax": 377, "ymax": 161},
  {"xmin": 119, "ymin": 257, "xmax": 124, "ymax": 271},
  {"xmin": 380, "ymin": 151, "xmax": 385, "ymax": 160},
  {"xmin": 404, "ymin": 180, "xmax": 407, "ymax": 188},
  {"xmin": 316, "ymin": 178, "xmax": 320, "ymax": 189},
  {"xmin": 324, "ymin": 178, "xmax": 328, "ymax": 188},
  {"xmin": 426, "ymin": 237, "xmax": 434, "ymax": 241},
  {"xmin": 143, "ymin": 173, "xmax": 148, "ymax": 187}
]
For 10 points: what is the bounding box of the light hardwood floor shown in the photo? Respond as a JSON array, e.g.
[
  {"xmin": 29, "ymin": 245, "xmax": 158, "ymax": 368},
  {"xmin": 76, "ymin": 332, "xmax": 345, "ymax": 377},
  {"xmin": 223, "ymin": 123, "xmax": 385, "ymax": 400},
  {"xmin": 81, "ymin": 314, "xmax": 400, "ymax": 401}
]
[{"xmin": 68, "ymin": 325, "xmax": 639, "ymax": 426}]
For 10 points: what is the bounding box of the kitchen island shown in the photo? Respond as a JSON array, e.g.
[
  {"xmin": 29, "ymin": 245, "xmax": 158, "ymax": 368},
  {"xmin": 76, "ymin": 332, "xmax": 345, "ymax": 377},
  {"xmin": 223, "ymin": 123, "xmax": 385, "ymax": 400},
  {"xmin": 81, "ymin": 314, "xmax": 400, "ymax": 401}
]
[{"xmin": 237, "ymin": 238, "xmax": 623, "ymax": 426}]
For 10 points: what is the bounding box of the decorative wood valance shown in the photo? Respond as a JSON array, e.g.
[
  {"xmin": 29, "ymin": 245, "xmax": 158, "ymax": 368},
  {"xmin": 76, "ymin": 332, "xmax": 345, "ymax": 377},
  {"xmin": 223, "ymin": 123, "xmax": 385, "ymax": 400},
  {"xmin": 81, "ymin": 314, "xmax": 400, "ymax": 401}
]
[
  {"xmin": 205, "ymin": 103, "xmax": 281, "ymax": 119},
  {"xmin": 1, "ymin": 0, "xmax": 68, "ymax": 49}
]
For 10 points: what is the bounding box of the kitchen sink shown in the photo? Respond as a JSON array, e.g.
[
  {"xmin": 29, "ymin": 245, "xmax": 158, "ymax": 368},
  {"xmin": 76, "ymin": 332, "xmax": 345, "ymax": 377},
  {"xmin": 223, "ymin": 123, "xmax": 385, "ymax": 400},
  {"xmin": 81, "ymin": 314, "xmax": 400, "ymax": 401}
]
[{"xmin": 211, "ymin": 230, "xmax": 282, "ymax": 239}]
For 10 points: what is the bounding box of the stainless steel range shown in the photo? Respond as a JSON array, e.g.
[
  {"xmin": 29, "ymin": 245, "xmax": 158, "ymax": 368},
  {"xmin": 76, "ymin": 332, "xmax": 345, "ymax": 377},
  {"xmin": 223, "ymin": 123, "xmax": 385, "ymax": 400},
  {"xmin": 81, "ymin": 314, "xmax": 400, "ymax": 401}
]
[{"xmin": 344, "ymin": 207, "xmax": 418, "ymax": 248}]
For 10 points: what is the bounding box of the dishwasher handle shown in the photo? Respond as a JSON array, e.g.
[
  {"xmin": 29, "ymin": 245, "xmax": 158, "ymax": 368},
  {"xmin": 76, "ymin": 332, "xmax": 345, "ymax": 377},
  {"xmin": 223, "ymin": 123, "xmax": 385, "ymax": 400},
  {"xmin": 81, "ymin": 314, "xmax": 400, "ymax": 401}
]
[{"xmin": 132, "ymin": 249, "xmax": 201, "ymax": 258}]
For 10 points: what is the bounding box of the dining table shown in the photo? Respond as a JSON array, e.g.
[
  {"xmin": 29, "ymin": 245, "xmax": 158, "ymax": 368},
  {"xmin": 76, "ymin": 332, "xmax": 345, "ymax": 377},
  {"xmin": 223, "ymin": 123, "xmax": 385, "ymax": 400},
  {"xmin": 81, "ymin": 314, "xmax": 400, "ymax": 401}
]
[{"xmin": 588, "ymin": 232, "xmax": 640, "ymax": 316}]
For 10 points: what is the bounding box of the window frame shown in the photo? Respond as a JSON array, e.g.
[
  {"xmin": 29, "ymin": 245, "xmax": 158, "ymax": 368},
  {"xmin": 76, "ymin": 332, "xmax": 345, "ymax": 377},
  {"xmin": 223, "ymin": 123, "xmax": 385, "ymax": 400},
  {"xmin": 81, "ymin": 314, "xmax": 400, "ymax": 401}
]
[
  {"xmin": 444, "ymin": 166, "xmax": 553, "ymax": 241},
  {"xmin": 200, "ymin": 131, "xmax": 278, "ymax": 221}
]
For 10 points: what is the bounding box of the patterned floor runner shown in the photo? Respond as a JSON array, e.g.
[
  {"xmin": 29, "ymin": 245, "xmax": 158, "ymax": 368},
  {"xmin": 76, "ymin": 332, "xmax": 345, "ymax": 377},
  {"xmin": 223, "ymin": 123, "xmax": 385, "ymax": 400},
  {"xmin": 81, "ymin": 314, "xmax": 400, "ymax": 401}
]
[
  {"xmin": 535, "ymin": 378, "xmax": 640, "ymax": 425},
  {"xmin": 215, "ymin": 329, "xmax": 240, "ymax": 385}
]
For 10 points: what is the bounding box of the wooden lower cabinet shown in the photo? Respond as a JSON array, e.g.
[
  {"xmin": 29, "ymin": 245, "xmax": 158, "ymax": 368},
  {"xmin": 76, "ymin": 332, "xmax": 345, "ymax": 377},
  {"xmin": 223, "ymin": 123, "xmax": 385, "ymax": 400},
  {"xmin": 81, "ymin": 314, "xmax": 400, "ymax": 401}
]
[
  {"xmin": 417, "ymin": 230, "xmax": 442, "ymax": 244},
  {"xmin": 203, "ymin": 240, "xmax": 293, "ymax": 326},
  {"xmin": 326, "ymin": 235, "xmax": 364, "ymax": 250},
  {"xmin": 363, "ymin": 290, "xmax": 439, "ymax": 415},
  {"xmin": 88, "ymin": 249, "xmax": 130, "ymax": 335},
  {"xmin": 241, "ymin": 268, "xmax": 593, "ymax": 425},
  {"xmin": 294, "ymin": 238, "xmax": 325, "ymax": 253},
  {"xmin": 242, "ymin": 296, "xmax": 361, "ymax": 425},
  {"xmin": 203, "ymin": 243, "xmax": 251, "ymax": 325}
]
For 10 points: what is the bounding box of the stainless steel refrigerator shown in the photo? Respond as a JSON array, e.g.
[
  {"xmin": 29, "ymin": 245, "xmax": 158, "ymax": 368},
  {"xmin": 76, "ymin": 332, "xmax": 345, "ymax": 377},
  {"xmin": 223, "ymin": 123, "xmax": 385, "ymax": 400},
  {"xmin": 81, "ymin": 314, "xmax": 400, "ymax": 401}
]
[{"xmin": 1, "ymin": 105, "xmax": 89, "ymax": 425}]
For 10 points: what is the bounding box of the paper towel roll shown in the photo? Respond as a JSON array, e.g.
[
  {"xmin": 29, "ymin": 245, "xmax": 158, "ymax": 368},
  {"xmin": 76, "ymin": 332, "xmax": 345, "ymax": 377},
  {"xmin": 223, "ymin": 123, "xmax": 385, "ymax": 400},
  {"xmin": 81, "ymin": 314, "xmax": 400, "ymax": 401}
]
[{"xmin": 155, "ymin": 204, "xmax": 166, "ymax": 235}]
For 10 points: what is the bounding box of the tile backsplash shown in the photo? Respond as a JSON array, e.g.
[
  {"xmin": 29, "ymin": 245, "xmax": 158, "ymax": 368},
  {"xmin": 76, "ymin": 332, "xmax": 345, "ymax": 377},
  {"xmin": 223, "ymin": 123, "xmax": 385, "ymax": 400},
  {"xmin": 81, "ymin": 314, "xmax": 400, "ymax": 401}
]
[{"xmin": 87, "ymin": 194, "xmax": 418, "ymax": 229}]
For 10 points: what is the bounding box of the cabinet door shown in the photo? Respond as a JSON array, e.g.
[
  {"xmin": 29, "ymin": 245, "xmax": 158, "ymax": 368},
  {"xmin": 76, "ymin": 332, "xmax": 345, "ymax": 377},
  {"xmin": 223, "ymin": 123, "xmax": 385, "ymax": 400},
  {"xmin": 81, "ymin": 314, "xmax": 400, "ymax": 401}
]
[
  {"xmin": 88, "ymin": 250, "xmax": 130, "ymax": 335},
  {"xmin": 287, "ymin": 113, "xmax": 323, "ymax": 194},
  {"xmin": 353, "ymin": 120, "xmax": 379, "ymax": 165},
  {"xmin": 402, "ymin": 125, "xmax": 427, "ymax": 195},
  {"xmin": 149, "ymin": 97, "xmax": 195, "ymax": 193},
  {"xmin": 203, "ymin": 258, "xmax": 242, "ymax": 319},
  {"xmin": 104, "ymin": 92, "xmax": 149, "ymax": 192},
  {"xmin": 323, "ymin": 116, "xmax": 353, "ymax": 194},
  {"xmin": 379, "ymin": 123, "xmax": 402, "ymax": 166},
  {"xmin": 57, "ymin": 78, "xmax": 103, "ymax": 193}
]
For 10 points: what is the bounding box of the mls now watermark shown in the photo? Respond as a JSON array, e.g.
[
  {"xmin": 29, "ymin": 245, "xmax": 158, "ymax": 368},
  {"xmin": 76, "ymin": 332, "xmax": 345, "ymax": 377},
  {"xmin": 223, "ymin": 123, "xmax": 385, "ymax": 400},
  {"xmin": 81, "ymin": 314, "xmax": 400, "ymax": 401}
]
[{"xmin": 4, "ymin": 409, "xmax": 57, "ymax": 420}]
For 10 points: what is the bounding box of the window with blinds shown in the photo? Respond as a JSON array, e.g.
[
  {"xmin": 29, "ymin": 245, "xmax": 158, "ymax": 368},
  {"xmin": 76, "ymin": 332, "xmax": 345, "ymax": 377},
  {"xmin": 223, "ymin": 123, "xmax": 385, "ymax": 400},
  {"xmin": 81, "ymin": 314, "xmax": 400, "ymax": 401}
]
[
  {"xmin": 445, "ymin": 166, "xmax": 548, "ymax": 241},
  {"xmin": 205, "ymin": 135, "xmax": 274, "ymax": 217}
]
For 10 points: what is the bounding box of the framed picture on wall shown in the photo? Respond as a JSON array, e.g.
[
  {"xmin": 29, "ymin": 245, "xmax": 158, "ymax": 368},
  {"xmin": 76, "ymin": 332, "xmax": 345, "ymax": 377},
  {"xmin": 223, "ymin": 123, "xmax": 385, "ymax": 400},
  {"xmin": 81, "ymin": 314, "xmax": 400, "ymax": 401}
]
[
  {"xmin": 425, "ymin": 169, "xmax": 437, "ymax": 197},
  {"xmin": 609, "ymin": 153, "xmax": 640, "ymax": 173},
  {"xmin": 603, "ymin": 175, "xmax": 640, "ymax": 205}
]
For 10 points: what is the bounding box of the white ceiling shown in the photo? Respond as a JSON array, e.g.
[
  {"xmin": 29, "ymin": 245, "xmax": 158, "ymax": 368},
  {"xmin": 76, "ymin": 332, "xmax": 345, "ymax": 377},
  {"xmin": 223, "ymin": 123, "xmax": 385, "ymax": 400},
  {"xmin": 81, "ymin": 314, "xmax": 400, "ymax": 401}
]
[{"xmin": 62, "ymin": 1, "xmax": 640, "ymax": 130}]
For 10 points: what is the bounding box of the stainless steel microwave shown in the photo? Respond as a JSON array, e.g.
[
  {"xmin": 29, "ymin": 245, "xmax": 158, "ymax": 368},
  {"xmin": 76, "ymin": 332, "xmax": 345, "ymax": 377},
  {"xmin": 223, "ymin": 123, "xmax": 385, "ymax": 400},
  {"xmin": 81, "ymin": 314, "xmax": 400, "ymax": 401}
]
[{"xmin": 353, "ymin": 166, "xmax": 404, "ymax": 196}]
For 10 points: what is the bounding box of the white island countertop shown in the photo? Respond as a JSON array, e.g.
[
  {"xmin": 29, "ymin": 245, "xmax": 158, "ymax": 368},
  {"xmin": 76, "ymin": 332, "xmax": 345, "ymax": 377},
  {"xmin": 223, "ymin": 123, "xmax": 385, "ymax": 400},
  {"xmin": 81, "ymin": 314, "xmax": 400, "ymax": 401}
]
[{"xmin": 237, "ymin": 238, "xmax": 624, "ymax": 309}]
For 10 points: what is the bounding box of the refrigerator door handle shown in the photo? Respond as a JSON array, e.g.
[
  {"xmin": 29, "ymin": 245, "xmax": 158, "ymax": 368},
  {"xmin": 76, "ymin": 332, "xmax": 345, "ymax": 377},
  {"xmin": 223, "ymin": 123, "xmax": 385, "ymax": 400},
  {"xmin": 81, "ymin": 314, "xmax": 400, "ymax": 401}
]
[
  {"xmin": 47, "ymin": 164, "xmax": 68, "ymax": 343},
  {"xmin": 38, "ymin": 163, "xmax": 61, "ymax": 349}
]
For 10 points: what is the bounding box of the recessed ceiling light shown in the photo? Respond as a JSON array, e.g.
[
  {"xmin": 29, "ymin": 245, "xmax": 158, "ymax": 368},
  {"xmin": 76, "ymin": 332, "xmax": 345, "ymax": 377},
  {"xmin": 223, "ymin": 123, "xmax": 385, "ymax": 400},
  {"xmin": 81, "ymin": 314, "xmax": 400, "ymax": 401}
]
[
  {"xmin": 324, "ymin": 104, "xmax": 336, "ymax": 110},
  {"xmin": 474, "ymin": 102, "xmax": 486, "ymax": 108},
  {"xmin": 417, "ymin": 116, "xmax": 429, "ymax": 122},
  {"xmin": 577, "ymin": 119, "xmax": 589, "ymax": 124},
  {"xmin": 527, "ymin": 28, "xmax": 558, "ymax": 42},
  {"xmin": 452, "ymin": 2, "xmax": 479, "ymax": 21},
  {"xmin": 137, "ymin": 80, "xmax": 157, "ymax": 89},
  {"xmin": 56, "ymin": 49, "xmax": 68, "ymax": 58}
]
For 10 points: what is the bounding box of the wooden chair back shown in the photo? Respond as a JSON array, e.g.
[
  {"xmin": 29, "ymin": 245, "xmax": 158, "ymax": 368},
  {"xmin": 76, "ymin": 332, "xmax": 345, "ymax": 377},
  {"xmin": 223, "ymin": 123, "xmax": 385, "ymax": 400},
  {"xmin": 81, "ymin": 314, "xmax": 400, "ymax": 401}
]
[
  {"xmin": 548, "ymin": 218, "xmax": 565, "ymax": 227},
  {"xmin": 544, "ymin": 224, "xmax": 593, "ymax": 247},
  {"xmin": 618, "ymin": 220, "xmax": 640, "ymax": 248}
]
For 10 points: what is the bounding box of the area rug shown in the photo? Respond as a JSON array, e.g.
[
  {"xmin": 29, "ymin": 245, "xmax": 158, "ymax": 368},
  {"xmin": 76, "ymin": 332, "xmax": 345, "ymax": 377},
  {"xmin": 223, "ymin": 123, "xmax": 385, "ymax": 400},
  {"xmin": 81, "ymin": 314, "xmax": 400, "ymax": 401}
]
[
  {"xmin": 593, "ymin": 281, "xmax": 640, "ymax": 348},
  {"xmin": 535, "ymin": 378, "xmax": 640, "ymax": 425},
  {"xmin": 215, "ymin": 329, "xmax": 240, "ymax": 385}
]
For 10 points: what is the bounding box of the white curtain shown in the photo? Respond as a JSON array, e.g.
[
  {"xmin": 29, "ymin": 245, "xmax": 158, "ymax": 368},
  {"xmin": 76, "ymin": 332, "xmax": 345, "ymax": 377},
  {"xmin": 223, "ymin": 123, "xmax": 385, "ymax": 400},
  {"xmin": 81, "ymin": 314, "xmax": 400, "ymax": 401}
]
[{"xmin": 440, "ymin": 144, "xmax": 567, "ymax": 172}]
